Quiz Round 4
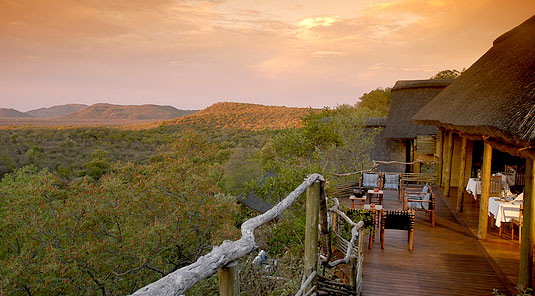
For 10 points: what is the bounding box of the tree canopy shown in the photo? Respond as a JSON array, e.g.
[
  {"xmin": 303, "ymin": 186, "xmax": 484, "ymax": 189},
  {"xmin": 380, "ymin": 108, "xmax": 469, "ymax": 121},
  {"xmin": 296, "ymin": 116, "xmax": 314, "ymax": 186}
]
[{"xmin": 354, "ymin": 88, "xmax": 391, "ymax": 117}]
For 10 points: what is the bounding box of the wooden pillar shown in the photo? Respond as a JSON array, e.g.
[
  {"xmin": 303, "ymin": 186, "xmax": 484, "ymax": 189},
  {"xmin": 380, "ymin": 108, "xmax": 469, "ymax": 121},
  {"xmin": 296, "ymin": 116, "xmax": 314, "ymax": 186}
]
[
  {"xmin": 304, "ymin": 181, "xmax": 320, "ymax": 291},
  {"xmin": 349, "ymin": 256, "xmax": 357, "ymax": 290},
  {"xmin": 519, "ymin": 159, "xmax": 535, "ymax": 290},
  {"xmin": 219, "ymin": 261, "xmax": 239, "ymax": 296},
  {"xmin": 477, "ymin": 141, "xmax": 492, "ymax": 240},
  {"xmin": 444, "ymin": 132, "xmax": 454, "ymax": 196},
  {"xmin": 456, "ymin": 137, "xmax": 468, "ymax": 212},
  {"xmin": 437, "ymin": 130, "xmax": 443, "ymax": 186}
]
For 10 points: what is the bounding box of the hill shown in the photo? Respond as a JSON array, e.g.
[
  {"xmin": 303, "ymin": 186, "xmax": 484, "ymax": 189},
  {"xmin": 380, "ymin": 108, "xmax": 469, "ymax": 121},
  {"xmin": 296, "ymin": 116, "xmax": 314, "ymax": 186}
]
[
  {"xmin": 60, "ymin": 103, "xmax": 198, "ymax": 121},
  {"xmin": 26, "ymin": 104, "xmax": 87, "ymax": 118},
  {"xmin": 0, "ymin": 108, "xmax": 34, "ymax": 118},
  {"xmin": 163, "ymin": 102, "xmax": 315, "ymax": 130}
]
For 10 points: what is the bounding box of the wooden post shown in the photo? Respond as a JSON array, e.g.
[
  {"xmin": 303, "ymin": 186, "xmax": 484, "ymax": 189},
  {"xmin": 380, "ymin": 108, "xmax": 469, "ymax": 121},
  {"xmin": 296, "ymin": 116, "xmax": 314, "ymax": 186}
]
[
  {"xmin": 349, "ymin": 256, "xmax": 357, "ymax": 290},
  {"xmin": 219, "ymin": 261, "xmax": 239, "ymax": 296},
  {"xmin": 477, "ymin": 141, "xmax": 492, "ymax": 240},
  {"xmin": 519, "ymin": 159, "xmax": 535, "ymax": 290},
  {"xmin": 456, "ymin": 137, "xmax": 468, "ymax": 212},
  {"xmin": 443, "ymin": 132, "xmax": 454, "ymax": 196},
  {"xmin": 437, "ymin": 130, "xmax": 443, "ymax": 186},
  {"xmin": 304, "ymin": 181, "xmax": 320, "ymax": 291}
]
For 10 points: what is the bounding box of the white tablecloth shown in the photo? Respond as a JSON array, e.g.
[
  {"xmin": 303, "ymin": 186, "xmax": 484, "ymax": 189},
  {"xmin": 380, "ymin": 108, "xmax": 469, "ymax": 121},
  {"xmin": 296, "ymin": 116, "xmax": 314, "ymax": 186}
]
[
  {"xmin": 488, "ymin": 197, "xmax": 521, "ymax": 227},
  {"xmin": 466, "ymin": 178, "xmax": 481, "ymax": 200}
]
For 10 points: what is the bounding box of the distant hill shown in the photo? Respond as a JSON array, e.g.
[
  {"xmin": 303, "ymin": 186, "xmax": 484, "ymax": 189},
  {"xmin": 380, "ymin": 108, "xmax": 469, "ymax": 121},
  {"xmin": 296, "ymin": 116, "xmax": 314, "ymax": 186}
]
[
  {"xmin": 163, "ymin": 102, "xmax": 315, "ymax": 130},
  {"xmin": 26, "ymin": 104, "xmax": 87, "ymax": 118},
  {"xmin": 60, "ymin": 103, "xmax": 198, "ymax": 121},
  {"xmin": 0, "ymin": 108, "xmax": 34, "ymax": 118}
]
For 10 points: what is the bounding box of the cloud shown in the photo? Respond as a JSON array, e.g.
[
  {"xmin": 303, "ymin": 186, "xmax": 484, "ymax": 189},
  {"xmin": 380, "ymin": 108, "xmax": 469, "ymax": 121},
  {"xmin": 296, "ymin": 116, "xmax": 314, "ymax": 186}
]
[{"xmin": 311, "ymin": 51, "xmax": 348, "ymax": 57}]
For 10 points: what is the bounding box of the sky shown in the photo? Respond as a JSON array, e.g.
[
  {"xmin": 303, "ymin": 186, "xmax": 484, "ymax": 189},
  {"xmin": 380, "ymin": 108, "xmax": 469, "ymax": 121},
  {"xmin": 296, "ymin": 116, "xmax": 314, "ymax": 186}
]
[{"xmin": 1, "ymin": 0, "xmax": 534, "ymax": 111}]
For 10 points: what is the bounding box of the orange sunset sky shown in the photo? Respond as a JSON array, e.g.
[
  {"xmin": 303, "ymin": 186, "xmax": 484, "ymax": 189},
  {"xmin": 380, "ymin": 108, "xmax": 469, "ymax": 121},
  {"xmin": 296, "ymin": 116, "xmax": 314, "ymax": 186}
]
[{"xmin": 1, "ymin": 0, "xmax": 534, "ymax": 111}]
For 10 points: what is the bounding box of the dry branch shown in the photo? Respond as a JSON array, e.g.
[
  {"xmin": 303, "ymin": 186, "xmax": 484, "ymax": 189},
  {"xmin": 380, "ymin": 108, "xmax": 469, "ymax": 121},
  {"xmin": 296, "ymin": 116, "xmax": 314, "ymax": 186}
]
[
  {"xmin": 131, "ymin": 174, "xmax": 325, "ymax": 296},
  {"xmin": 320, "ymin": 199, "xmax": 364, "ymax": 269}
]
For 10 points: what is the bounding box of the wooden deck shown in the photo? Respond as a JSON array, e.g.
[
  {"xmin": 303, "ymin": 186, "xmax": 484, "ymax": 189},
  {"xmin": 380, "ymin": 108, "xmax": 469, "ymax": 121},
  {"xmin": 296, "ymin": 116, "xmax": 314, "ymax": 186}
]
[
  {"xmin": 340, "ymin": 188, "xmax": 513, "ymax": 295},
  {"xmin": 443, "ymin": 187, "xmax": 535, "ymax": 294}
]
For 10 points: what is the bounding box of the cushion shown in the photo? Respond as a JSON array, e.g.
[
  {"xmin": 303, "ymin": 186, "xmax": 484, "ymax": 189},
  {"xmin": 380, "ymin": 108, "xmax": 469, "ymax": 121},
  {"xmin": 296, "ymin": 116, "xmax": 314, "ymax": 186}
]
[
  {"xmin": 383, "ymin": 174, "xmax": 400, "ymax": 190},
  {"xmin": 421, "ymin": 184, "xmax": 429, "ymax": 193},
  {"xmin": 408, "ymin": 192, "xmax": 431, "ymax": 210},
  {"xmin": 362, "ymin": 173, "xmax": 379, "ymax": 187}
]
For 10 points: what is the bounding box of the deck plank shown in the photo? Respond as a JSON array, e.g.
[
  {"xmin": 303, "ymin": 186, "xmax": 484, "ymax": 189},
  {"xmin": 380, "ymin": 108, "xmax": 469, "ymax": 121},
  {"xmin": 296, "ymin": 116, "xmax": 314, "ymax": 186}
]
[{"xmin": 340, "ymin": 188, "xmax": 510, "ymax": 295}]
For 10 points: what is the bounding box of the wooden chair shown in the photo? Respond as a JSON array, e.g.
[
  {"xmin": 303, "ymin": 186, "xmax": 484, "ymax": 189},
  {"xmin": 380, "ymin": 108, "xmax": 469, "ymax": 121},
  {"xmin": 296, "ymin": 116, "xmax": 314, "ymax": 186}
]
[
  {"xmin": 402, "ymin": 185, "xmax": 435, "ymax": 227},
  {"xmin": 380, "ymin": 209, "xmax": 415, "ymax": 251},
  {"xmin": 489, "ymin": 175, "xmax": 503, "ymax": 197},
  {"xmin": 382, "ymin": 173, "xmax": 400, "ymax": 191},
  {"xmin": 360, "ymin": 172, "xmax": 382, "ymax": 191},
  {"xmin": 505, "ymin": 165, "xmax": 517, "ymax": 175},
  {"xmin": 511, "ymin": 204, "xmax": 524, "ymax": 243},
  {"xmin": 515, "ymin": 172, "xmax": 525, "ymax": 187}
]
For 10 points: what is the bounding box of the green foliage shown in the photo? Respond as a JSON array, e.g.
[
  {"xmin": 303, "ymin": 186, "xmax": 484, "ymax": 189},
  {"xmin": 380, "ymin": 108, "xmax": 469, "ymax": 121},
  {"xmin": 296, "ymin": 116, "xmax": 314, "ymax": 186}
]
[
  {"xmin": 0, "ymin": 134, "xmax": 240, "ymax": 295},
  {"xmin": 430, "ymin": 69, "xmax": 464, "ymax": 79},
  {"xmin": 492, "ymin": 287, "xmax": 532, "ymax": 296},
  {"xmin": 355, "ymin": 88, "xmax": 391, "ymax": 116}
]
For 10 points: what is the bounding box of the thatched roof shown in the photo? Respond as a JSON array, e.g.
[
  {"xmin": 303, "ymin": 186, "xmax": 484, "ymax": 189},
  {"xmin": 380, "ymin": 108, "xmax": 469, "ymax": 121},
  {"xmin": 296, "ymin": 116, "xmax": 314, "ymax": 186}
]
[
  {"xmin": 364, "ymin": 117, "xmax": 387, "ymax": 128},
  {"xmin": 384, "ymin": 79, "xmax": 453, "ymax": 139},
  {"xmin": 237, "ymin": 191, "xmax": 273, "ymax": 214},
  {"xmin": 413, "ymin": 15, "xmax": 535, "ymax": 147}
]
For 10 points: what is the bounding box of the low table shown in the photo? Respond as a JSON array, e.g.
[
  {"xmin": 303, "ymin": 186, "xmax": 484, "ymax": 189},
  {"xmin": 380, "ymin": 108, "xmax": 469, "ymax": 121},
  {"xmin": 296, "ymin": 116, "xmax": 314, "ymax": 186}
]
[
  {"xmin": 349, "ymin": 194, "xmax": 366, "ymax": 209},
  {"xmin": 367, "ymin": 189, "xmax": 384, "ymax": 205}
]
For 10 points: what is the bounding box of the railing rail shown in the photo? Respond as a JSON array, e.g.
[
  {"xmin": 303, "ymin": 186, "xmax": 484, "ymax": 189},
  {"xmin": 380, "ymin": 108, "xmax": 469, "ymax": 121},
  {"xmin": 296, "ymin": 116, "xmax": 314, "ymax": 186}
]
[{"xmin": 131, "ymin": 174, "xmax": 325, "ymax": 296}]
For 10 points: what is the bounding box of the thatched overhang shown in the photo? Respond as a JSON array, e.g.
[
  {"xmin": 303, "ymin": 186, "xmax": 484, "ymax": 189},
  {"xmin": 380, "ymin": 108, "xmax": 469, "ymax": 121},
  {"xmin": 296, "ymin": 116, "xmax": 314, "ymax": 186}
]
[
  {"xmin": 364, "ymin": 117, "xmax": 387, "ymax": 128},
  {"xmin": 413, "ymin": 15, "xmax": 535, "ymax": 150},
  {"xmin": 384, "ymin": 79, "xmax": 453, "ymax": 140}
]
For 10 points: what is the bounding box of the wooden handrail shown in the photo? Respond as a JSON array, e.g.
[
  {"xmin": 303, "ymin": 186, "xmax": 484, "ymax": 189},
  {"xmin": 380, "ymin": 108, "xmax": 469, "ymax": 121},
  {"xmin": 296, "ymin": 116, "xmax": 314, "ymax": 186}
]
[{"xmin": 131, "ymin": 174, "xmax": 325, "ymax": 296}]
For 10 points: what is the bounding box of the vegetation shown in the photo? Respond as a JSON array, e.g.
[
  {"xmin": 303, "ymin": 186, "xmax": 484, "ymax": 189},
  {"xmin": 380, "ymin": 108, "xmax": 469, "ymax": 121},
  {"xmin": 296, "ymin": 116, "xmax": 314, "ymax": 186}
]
[
  {"xmin": 355, "ymin": 88, "xmax": 391, "ymax": 117},
  {"xmin": 430, "ymin": 69, "xmax": 464, "ymax": 79},
  {"xmin": 0, "ymin": 134, "xmax": 240, "ymax": 295},
  {"xmin": 0, "ymin": 101, "xmax": 380, "ymax": 295}
]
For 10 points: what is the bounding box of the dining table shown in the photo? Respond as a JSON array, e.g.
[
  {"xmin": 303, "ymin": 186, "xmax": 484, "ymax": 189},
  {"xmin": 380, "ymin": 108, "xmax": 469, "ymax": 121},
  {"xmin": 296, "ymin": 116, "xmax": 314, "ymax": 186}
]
[
  {"xmin": 487, "ymin": 197, "xmax": 522, "ymax": 227},
  {"xmin": 466, "ymin": 178, "xmax": 481, "ymax": 200}
]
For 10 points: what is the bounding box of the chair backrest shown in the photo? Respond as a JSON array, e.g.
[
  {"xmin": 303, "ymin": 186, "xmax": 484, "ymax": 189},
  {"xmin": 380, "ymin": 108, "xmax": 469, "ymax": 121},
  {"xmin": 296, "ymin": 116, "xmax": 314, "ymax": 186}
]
[
  {"xmin": 515, "ymin": 172, "xmax": 525, "ymax": 186},
  {"xmin": 381, "ymin": 210, "xmax": 415, "ymax": 230},
  {"xmin": 489, "ymin": 176, "xmax": 502, "ymax": 197},
  {"xmin": 383, "ymin": 173, "xmax": 400, "ymax": 190},
  {"xmin": 362, "ymin": 173, "xmax": 380, "ymax": 188},
  {"xmin": 505, "ymin": 165, "xmax": 516, "ymax": 175}
]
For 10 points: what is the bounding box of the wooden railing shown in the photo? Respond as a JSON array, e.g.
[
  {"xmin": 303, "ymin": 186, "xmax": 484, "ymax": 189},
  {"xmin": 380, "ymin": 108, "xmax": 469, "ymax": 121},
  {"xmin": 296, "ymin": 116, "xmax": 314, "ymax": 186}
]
[{"xmin": 131, "ymin": 174, "xmax": 365, "ymax": 296}]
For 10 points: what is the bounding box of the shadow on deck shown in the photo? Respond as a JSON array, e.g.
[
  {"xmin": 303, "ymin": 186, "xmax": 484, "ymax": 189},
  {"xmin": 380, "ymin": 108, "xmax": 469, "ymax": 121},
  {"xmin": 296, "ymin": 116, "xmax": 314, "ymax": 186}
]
[{"xmin": 343, "ymin": 189, "xmax": 512, "ymax": 295}]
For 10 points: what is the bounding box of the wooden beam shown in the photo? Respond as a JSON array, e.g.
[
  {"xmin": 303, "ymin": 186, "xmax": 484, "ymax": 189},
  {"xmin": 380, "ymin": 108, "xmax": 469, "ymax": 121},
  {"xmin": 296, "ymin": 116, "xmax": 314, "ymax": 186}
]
[
  {"xmin": 437, "ymin": 130, "xmax": 444, "ymax": 186},
  {"xmin": 219, "ymin": 261, "xmax": 239, "ymax": 296},
  {"xmin": 304, "ymin": 180, "xmax": 320, "ymax": 292},
  {"xmin": 456, "ymin": 137, "xmax": 467, "ymax": 212},
  {"xmin": 519, "ymin": 159, "xmax": 535, "ymax": 290},
  {"xmin": 477, "ymin": 141, "xmax": 492, "ymax": 240},
  {"xmin": 444, "ymin": 132, "xmax": 454, "ymax": 196}
]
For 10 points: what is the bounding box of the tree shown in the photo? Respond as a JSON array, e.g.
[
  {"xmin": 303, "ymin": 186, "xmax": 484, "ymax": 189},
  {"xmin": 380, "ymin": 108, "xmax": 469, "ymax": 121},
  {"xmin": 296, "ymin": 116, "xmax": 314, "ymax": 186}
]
[
  {"xmin": 430, "ymin": 69, "xmax": 464, "ymax": 79},
  {"xmin": 355, "ymin": 88, "xmax": 391, "ymax": 116},
  {"xmin": 0, "ymin": 134, "xmax": 240, "ymax": 295}
]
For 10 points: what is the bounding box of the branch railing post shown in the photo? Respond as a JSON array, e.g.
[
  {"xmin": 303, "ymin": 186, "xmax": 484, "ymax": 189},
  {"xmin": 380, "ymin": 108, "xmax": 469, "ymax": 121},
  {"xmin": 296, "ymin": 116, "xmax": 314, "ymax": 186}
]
[
  {"xmin": 219, "ymin": 261, "xmax": 239, "ymax": 296},
  {"xmin": 304, "ymin": 180, "xmax": 321, "ymax": 293}
]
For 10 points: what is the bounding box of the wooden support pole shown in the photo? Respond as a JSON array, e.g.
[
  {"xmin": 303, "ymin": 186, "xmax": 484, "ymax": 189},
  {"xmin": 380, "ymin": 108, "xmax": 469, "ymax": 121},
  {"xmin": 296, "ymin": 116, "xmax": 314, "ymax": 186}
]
[
  {"xmin": 304, "ymin": 180, "xmax": 320, "ymax": 292},
  {"xmin": 477, "ymin": 141, "xmax": 492, "ymax": 240},
  {"xmin": 443, "ymin": 132, "xmax": 454, "ymax": 196},
  {"xmin": 456, "ymin": 137, "xmax": 468, "ymax": 212},
  {"xmin": 519, "ymin": 159, "xmax": 535, "ymax": 290},
  {"xmin": 219, "ymin": 261, "xmax": 239, "ymax": 296},
  {"xmin": 437, "ymin": 130, "xmax": 443, "ymax": 186},
  {"xmin": 349, "ymin": 256, "xmax": 357, "ymax": 291}
]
